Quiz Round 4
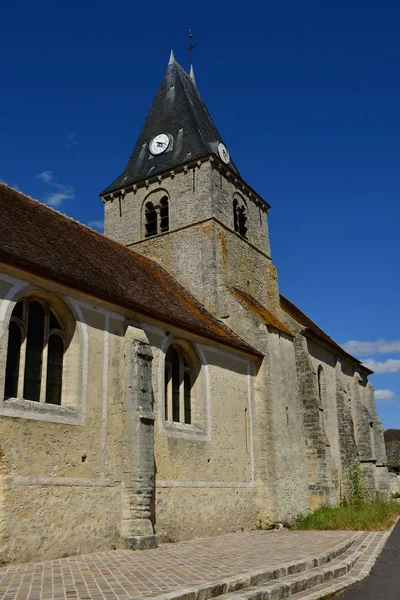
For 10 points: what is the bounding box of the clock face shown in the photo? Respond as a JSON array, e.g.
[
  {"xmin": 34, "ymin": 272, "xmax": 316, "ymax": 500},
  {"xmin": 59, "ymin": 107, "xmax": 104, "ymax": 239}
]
[
  {"xmin": 218, "ymin": 142, "xmax": 230, "ymax": 164},
  {"xmin": 150, "ymin": 134, "xmax": 170, "ymax": 155}
]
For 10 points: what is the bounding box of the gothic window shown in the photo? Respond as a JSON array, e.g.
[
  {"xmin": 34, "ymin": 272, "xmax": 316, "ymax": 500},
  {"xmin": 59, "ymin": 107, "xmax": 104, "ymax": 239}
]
[
  {"xmin": 164, "ymin": 344, "xmax": 193, "ymax": 424},
  {"xmin": 4, "ymin": 298, "xmax": 67, "ymax": 405},
  {"xmin": 233, "ymin": 198, "xmax": 247, "ymax": 238},
  {"xmin": 144, "ymin": 202, "xmax": 157, "ymax": 237},
  {"xmin": 144, "ymin": 196, "xmax": 169, "ymax": 238}
]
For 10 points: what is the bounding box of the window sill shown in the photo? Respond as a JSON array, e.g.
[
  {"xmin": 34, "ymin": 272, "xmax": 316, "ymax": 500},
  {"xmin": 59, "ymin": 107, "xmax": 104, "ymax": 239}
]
[
  {"xmin": 160, "ymin": 419, "xmax": 210, "ymax": 441},
  {"xmin": 0, "ymin": 397, "xmax": 82, "ymax": 425}
]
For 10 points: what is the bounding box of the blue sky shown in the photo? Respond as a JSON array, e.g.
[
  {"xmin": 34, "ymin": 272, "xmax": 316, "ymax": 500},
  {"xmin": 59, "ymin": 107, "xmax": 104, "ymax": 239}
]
[{"xmin": 1, "ymin": 0, "xmax": 399, "ymax": 428}]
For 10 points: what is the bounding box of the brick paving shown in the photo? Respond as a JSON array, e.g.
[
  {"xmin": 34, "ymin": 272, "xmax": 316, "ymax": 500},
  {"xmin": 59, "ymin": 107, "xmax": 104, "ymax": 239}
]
[{"xmin": 0, "ymin": 530, "xmax": 357, "ymax": 600}]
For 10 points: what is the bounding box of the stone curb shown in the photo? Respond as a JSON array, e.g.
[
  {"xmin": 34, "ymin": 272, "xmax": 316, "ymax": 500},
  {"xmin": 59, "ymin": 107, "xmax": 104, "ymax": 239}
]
[
  {"xmin": 211, "ymin": 550, "xmax": 361, "ymax": 600},
  {"xmin": 141, "ymin": 535, "xmax": 359, "ymax": 600},
  {"xmin": 290, "ymin": 518, "xmax": 400, "ymax": 599}
]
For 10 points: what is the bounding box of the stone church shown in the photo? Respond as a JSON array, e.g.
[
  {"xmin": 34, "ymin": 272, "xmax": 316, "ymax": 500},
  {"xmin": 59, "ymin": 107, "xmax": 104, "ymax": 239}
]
[{"xmin": 0, "ymin": 52, "xmax": 389, "ymax": 563}]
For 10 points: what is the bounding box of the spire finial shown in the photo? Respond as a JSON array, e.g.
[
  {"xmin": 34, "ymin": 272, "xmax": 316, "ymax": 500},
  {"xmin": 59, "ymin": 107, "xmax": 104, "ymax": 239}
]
[
  {"xmin": 169, "ymin": 49, "xmax": 175, "ymax": 65},
  {"xmin": 186, "ymin": 29, "xmax": 196, "ymax": 71}
]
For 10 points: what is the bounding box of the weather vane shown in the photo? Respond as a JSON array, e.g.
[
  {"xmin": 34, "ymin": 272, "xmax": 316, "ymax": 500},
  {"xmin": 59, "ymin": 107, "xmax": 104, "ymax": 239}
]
[{"xmin": 186, "ymin": 29, "xmax": 196, "ymax": 67}]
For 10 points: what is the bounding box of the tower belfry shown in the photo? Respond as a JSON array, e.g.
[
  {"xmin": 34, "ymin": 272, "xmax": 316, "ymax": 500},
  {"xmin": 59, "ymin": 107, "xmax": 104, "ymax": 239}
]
[{"xmin": 102, "ymin": 52, "xmax": 275, "ymax": 320}]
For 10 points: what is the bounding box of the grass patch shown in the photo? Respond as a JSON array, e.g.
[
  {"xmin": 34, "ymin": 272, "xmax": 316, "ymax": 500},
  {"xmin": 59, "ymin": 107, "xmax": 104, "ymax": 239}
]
[{"xmin": 291, "ymin": 499, "xmax": 400, "ymax": 531}]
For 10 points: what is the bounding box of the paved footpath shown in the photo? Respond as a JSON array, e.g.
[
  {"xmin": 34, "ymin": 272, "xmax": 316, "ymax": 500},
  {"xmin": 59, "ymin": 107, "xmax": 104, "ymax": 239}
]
[
  {"xmin": 334, "ymin": 519, "xmax": 400, "ymax": 600},
  {"xmin": 0, "ymin": 530, "xmax": 357, "ymax": 600}
]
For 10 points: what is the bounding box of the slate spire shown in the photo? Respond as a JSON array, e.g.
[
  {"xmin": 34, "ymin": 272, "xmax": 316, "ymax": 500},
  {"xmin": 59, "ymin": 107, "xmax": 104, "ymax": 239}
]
[{"xmin": 101, "ymin": 54, "xmax": 239, "ymax": 196}]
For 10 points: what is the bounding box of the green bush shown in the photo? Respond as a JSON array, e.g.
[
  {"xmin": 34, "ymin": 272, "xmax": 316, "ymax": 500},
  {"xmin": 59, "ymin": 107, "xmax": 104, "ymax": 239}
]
[{"xmin": 291, "ymin": 499, "xmax": 400, "ymax": 531}]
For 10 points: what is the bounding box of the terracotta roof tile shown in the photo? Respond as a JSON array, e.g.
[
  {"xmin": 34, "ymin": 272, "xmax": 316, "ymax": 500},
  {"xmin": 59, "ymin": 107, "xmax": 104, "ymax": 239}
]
[
  {"xmin": 0, "ymin": 184, "xmax": 260, "ymax": 357},
  {"xmin": 384, "ymin": 429, "xmax": 400, "ymax": 443}
]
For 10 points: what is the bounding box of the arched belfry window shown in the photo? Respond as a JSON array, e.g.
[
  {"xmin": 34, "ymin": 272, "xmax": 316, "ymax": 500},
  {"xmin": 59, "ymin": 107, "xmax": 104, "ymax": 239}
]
[
  {"xmin": 144, "ymin": 195, "xmax": 169, "ymax": 238},
  {"xmin": 164, "ymin": 344, "xmax": 193, "ymax": 425},
  {"xmin": 233, "ymin": 198, "xmax": 247, "ymax": 238},
  {"xmin": 4, "ymin": 298, "xmax": 67, "ymax": 405}
]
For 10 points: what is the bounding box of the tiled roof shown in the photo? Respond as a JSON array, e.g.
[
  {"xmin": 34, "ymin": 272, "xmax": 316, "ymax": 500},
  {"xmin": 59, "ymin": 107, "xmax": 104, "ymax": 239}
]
[
  {"xmin": 231, "ymin": 287, "xmax": 294, "ymax": 337},
  {"xmin": 0, "ymin": 184, "xmax": 260, "ymax": 356},
  {"xmin": 280, "ymin": 294, "xmax": 373, "ymax": 374},
  {"xmin": 101, "ymin": 56, "xmax": 240, "ymax": 196},
  {"xmin": 384, "ymin": 429, "xmax": 400, "ymax": 443}
]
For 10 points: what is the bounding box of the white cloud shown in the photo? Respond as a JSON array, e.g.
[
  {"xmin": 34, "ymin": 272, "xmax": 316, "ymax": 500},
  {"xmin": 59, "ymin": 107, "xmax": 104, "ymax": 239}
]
[
  {"xmin": 46, "ymin": 187, "xmax": 74, "ymax": 207},
  {"xmin": 88, "ymin": 219, "xmax": 104, "ymax": 231},
  {"xmin": 342, "ymin": 339, "xmax": 400, "ymax": 356},
  {"xmin": 362, "ymin": 358, "xmax": 400, "ymax": 374},
  {"xmin": 375, "ymin": 389, "xmax": 396, "ymax": 402},
  {"xmin": 36, "ymin": 170, "xmax": 55, "ymax": 184},
  {"xmin": 36, "ymin": 171, "xmax": 75, "ymax": 207}
]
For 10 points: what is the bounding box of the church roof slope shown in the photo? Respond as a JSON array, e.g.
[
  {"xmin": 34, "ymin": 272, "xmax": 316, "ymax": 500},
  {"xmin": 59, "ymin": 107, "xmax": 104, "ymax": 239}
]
[
  {"xmin": 0, "ymin": 184, "xmax": 259, "ymax": 357},
  {"xmin": 280, "ymin": 294, "xmax": 373, "ymax": 375},
  {"xmin": 231, "ymin": 287, "xmax": 294, "ymax": 337},
  {"xmin": 101, "ymin": 55, "xmax": 239, "ymax": 196}
]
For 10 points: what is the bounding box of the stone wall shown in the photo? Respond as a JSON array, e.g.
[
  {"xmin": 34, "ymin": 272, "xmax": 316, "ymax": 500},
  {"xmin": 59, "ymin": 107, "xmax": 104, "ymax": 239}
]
[
  {"xmin": 143, "ymin": 324, "xmax": 262, "ymax": 540},
  {"xmin": 0, "ymin": 265, "xmax": 158, "ymax": 562},
  {"xmin": 0, "ymin": 263, "xmax": 268, "ymax": 561},
  {"xmin": 389, "ymin": 473, "xmax": 400, "ymax": 496}
]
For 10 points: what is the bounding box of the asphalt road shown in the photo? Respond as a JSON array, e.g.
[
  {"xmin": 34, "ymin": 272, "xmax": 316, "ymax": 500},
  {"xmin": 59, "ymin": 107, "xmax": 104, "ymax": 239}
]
[{"xmin": 337, "ymin": 520, "xmax": 400, "ymax": 599}]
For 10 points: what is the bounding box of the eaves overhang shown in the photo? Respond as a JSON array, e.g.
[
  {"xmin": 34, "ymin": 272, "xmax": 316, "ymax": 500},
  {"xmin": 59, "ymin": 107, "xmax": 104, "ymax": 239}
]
[{"xmin": 100, "ymin": 154, "xmax": 271, "ymax": 212}]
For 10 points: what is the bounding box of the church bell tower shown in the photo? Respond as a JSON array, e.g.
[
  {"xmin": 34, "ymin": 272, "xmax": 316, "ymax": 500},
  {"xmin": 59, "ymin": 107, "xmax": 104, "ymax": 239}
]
[{"xmin": 101, "ymin": 51, "xmax": 280, "ymax": 322}]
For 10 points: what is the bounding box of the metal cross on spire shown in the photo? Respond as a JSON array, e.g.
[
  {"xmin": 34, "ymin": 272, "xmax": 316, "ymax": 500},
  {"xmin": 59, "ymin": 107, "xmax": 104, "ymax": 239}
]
[{"xmin": 186, "ymin": 29, "xmax": 196, "ymax": 67}]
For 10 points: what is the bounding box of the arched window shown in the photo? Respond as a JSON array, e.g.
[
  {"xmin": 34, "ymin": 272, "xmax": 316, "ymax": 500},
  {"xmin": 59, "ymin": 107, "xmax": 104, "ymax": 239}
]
[
  {"xmin": 144, "ymin": 196, "xmax": 170, "ymax": 238},
  {"xmin": 233, "ymin": 198, "xmax": 247, "ymax": 238},
  {"xmin": 4, "ymin": 298, "xmax": 66, "ymax": 405},
  {"xmin": 144, "ymin": 202, "xmax": 157, "ymax": 237},
  {"xmin": 164, "ymin": 345, "xmax": 193, "ymax": 424}
]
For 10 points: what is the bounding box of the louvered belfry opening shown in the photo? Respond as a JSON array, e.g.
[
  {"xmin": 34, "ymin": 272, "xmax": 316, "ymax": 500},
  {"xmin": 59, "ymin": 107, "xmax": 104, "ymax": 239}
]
[
  {"xmin": 159, "ymin": 196, "xmax": 169, "ymax": 233},
  {"xmin": 144, "ymin": 202, "xmax": 157, "ymax": 237},
  {"xmin": 233, "ymin": 199, "xmax": 248, "ymax": 238}
]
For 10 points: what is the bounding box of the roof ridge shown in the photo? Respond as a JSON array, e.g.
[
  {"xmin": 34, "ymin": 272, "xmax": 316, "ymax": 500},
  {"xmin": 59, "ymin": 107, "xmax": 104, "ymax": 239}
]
[
  {"xmin": 280, "ymin": 293, "xmax": 372, "ymax": 374},
  {"xmin": 280, "ymin": 293, "xmax": 336, "ymax": 342},
  {"xmin": 0, "ymin": 183, "xmax": 103, "ymax": 239}
]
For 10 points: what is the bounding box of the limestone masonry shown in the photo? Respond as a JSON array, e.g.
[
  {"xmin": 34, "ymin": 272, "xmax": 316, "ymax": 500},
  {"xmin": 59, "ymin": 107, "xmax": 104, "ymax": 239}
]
[{"xmin": 0, "ymin": 53, "xmax": 389, "ymax": 563}]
